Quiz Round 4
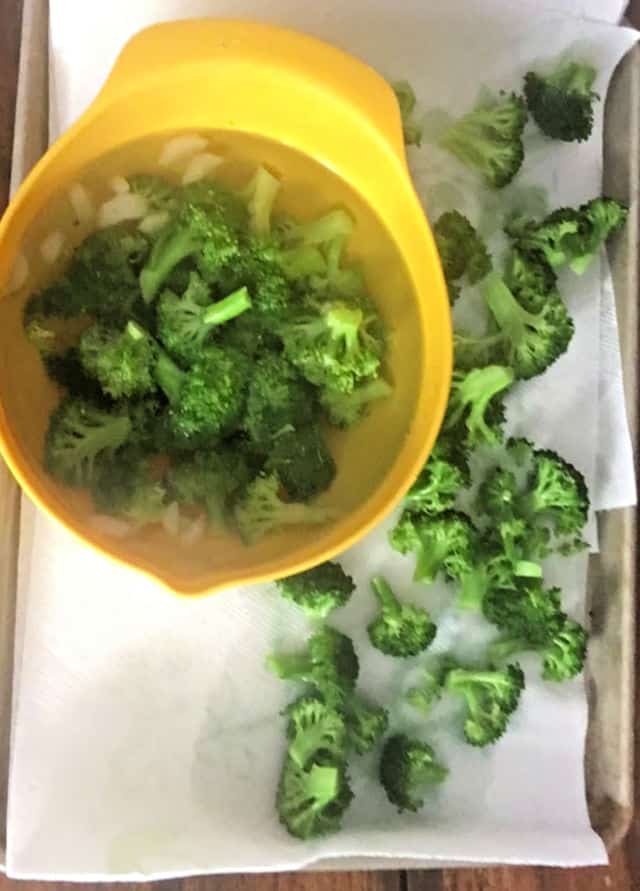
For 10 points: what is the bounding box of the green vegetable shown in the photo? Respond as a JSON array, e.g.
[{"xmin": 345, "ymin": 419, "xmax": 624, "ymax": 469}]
[
  {"xmin": 433, "ymin": 210, "xmax": 491, "ymax": 303},
  {"xmin": 234, "ymin": 474, "xmax": 335, "ymax": 544},
  {"xmin": 379, "ymin": 734, "xmax": 448, "ymax": 813},
  {"xmin": 277, "ymin": 757, "xmax": 353, "ymax": 839},
  {"xmin": 489, "ymin": 617, "xmax": 588, "ymax": 683},
  {"xmin": 524, "ymin": 61, "xmax": 598, "ymax": 143},
  {"xmin": 244, "ymin": 353, "xmax": 315, "ymax": 448},
  {"xmin": 443, "ymin": 366, "xmax": 514, "ymax": 447},
  {"xmin": 167, "ymin": 449, "xmax": 249, "ymax": 525},
  {"xmin": 445, "ymin": 663, "xmax": 525, "ymax": 746},
  {"xmin": 78, "ymin": 320, "xmax": 157, "ymax": 399},
  {"xmin": 90, "ymin": 447, "xmax": 166, "ymax": 526},
  {"xmin": 320, "ymin": 378, "xmax": 392, "ymax": 429},
  {"xmin": 276, "ymin": 561, "xmax": 355, "ymax": 619},
  {"xmin": 266, "ymin": 424, "xmax": 336, "ymax": 501},
  {"xmin": 343, "ymin": 696, "xmax": 389, "ymax": 755},
  {"xmin": 389, "ymin": 509, "xmax": 475, "ymax": 584},
  {"xmin": 285, "ymin": 695, "xmax": 347, "ymax": 769},
  {"xmin": 368, "ymin": 576, "xmax": 437, "ymax": 657},
  {"xmin": 392, "ymin": 80, "xmax": 423, "ymax": 146},
  {"xmin": 404, "ymin": 438, "xmax": 470, "ymax": 515}
]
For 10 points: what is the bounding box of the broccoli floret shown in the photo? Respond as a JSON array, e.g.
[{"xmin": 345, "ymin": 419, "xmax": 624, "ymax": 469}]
[
  {"xmin": 483, "ymin": 578, "xmax": 566, "ymax": 646},
  {"xmin": 389, "ymin": 509, "xmax": 475, "ymax": 584},
  {"xmin": 90, "ymin": 447, "xmax": 166, "ymax": 525},
  {"xmin": 443, "ymin": 366, "xmax": 514, "ymax": 447},
  {"xmin": 433, "ymin": 211, "xmax": 492, "ymax": 303},
  {"xmin": 278, "ymin": 244, "xmax": 327, "ymax": 282},
  {"xmin": 477, "ymin": 466, "xmax": 519, "ymax": 519},
  {"xmin": 519, "ymin": 448, "xmax": 589, "ymax": 547},
  {"xmin": 282, "ymin": 209, "xmax": 354, "ymax": 249},
  {"xmin": 308, "ymin": 235, "xmax": 366, "ymax": 302},
  {"xmin": 506, "ymin": 197, "xmax": 628, "ymax": 275},
  {"xmin": 276, "ymin": 561, "xmax": 355, "ymax": 619},
  {"xmin": 285, "ymin": 695, "xmax": 347, "ymax": 769},
  {"xmin": 277, "ymin": 757, "xmax": 353, "ymax": 840},
  {"xmin": 489, "ymin": 617, "xmax": 588, "ymax": 683},
  {"xmin": 45, "ymin": 397, "xmax": 132, "ymax": 487},
  {"xmin": 524, "ymin": 61, "xmax": 598, "ymax": 142},
  {"xmin": 219, "ymin": 237, "xmax": 292, "ymax": 325},
  {"xmin": 379, "ymin": 734, "xmax": 448, "ymax": 813},
  {"xmin": 266, "ymin": 425, "xmax": 336, "ymax": 501},
  {"xmin": 244, "ymin": 353, "xmax": 315, "ymax": 448},
  {"xmin": 44, "ymin": 348, "xmax": 112, "ymax": 405},
  {"xmin": 445, "ymin": 663, "xmax": 525, "ymax": 746},
  {"xmin": 392, "ymin": 80, "xmax": 423, "ymax": 146},
  {"xmin": 368, "ymin": 576, "xmax": 437, "ymax": 657},
  {"xmin": 139, "ymin": 184, "xmax": 244, "ymax": 300},
  {"xmin": 282, "ymin": 298, "xmax": 384, "ymax": 394},
  {"xmin": 439, "ymin": 93, "xmax": 527, "ymax": 188},
  {"xmin": 320, "ymin": 378, "xmax": 391, "ymax": 429},
  {"xmin": 406, "ymin": 660, "xmax": 454, "ymax": 714},
  {"xmin": 404, "ymin": 438, "xmax": 470, "ymax": 514},
  {"xmin": 24, "ymin": 315, "xmax": 59, "ymax": 356},
  {"xmin": 503, "ymin": 249, "xmax": 557, "ymax": 312},
  {"xmin": 157, "ymin": 286, "xmax": 252, "ymax": 364},
  {"xmin": 167, "ymin": 449, "xmax": 249, "ymax": 525},
  {"xmin": 128, "ymin": 174, "xmax": 179, "ymax": 212},
  {"xmin": 234, "ymin": 474, "xmax": 335, "ymax": 544},
  {"xmin": 155, "ymin": 345, "xmax": 250, "ymax": 445},
  {"xmin": 267, "ymin": 626, "xmax": 359, "ymax": 705},
  {"xmin": 241, "ymin": 166, "xmax": 281, "ymax": 236},
  {"xmin": 78, "ymin": 320, "xmax": 157, "ymax": 399},
  {"xmin": 343, "ymin": 696, "xmax": 389, "ymax": 755}
]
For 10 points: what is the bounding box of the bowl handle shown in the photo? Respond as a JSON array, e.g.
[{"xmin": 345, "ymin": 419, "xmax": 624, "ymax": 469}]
[{"xmin": 93, "ymin": 19, "xmax": 408, "ymax": 169}]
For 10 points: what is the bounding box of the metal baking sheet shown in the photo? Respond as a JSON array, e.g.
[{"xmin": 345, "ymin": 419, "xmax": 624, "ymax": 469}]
[{"xmin": 0, "ymin": 0, "xmax": 636, "ymax": 869}]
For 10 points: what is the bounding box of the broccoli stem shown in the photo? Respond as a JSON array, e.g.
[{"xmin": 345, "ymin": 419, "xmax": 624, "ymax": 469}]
[
  {"xmin": 306, "ymin": 764, "xmax": 339, "ymax": 805},
  {"xmin": 371, "ymin": 576, "xmax": 400, "ymax": 615},
  {"xmin": 155, "ymin": 351, "xmax": 184, "ymax": 405},
  {"xmin": 326, "ymin": 306, "xmax": 363, "ymax": 354},
  {"xmin": 126, "ymin": 320, "xmax": 147, "ymax": 342},
  {"xmin": 551, "ymin": 62, "xmax": 596, "ymax": 94},
  {"xmin": 266, "ymin": 653, "xmax": 311, "ymax": 681},
  {"xmin": 201, "ymin": 286, "xmax": 252, "ymax": 327},
  {"xmin": 140, "ymin": 229, "xmax": 198, "ymax": 302},
  {"xmin": 485, "ymin": 274, "xmax": 536, "ymax": 339},
  {"xmin": 514, "ymin": 560, "xmax": 543, "ymax": 578}
]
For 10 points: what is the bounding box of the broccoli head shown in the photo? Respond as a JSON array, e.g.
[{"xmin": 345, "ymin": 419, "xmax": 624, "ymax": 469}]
[
  {"xmin": 90, "ymin": 446, "xmax": 166, "ymax": 525},
  {"xmin": 445, "ymin": 663, "xmax": 525, "ymax": 746},
  {"xmin": 267, "ymin": 626, "xmax": 359, "ymax": 705},
  {"xmin": 433, "ymin": 210, "xmax": 492, "ymax": 303},
  {"xmin": 503, "ymin": 249, "xmax": 558, "ymax": 312},
  {"xmin": 277, "ymin": 757, "xmax": 353, "ymax": 840},
  {"xmin": 439, "ymin": 93, "xmax": 527, "ymax": 189},
  {"xmin": 167, "ymin": 448, "xmax": 249, "ymax": 525},
  {"xmin": 244, "ymin": 353, "xmax": 315, "ymax": 448},
  {"xmin": 524, "ymin": 61, "xmax": 598, "ymax": 143},
  {"xmin": 343, "ymin": 696, "xmax": 389, "ymax": 755},
  {"xmin": 79, "ymin": 320, "xmax": 157, "ymax": 400},
  {"xmin": 285, "ymin": 695, "xmax": 347, "ymax": 769},
  {"xmin": 233, "ymin": 474, "xmax": 335, "ymax": 544},
  {"xmin": 489, "ymin": 617, "xmax": 588, "ymax": 683},
  {"xmin": 379, "ymin": 734, "xmax": 448, "ymax": 813},
  {"xmin": 45, "ymin": 397, "xmax": 132, "ymax": 487},
  {"xmin": 320, "ymin": 378, "xmax": 392, "ymax": 429},
  {"xmin": 276, "ymin": 561, "xmax": 355, "ymax": 619},
  {"xmin": 443, "ymin": 366, "xmax": 513, "ymax": 447},
  {"xmin": 406, "ymin": 660, "xmax": 454, "ymax": 714},
  {"xmin": 368, "ymin": 576, "xmax": 437, "ymax": 657},
  {"xmin": 519, "ymin": 448, "xmax": 589, "ymax": 547},
  {"xmin": 404, "ymin": 438, "xmax": 470, "ymax": 515},
  {"xmin": 483, "ymin": 578, "xmax": 566, "ymax": 646},
  {"xmin": 266, "ymin": 424, "xmax": 336, "ymax": 501},
  {"xmin": 389, "ymin": 509, "xmax": 475, "ymax": 584}
]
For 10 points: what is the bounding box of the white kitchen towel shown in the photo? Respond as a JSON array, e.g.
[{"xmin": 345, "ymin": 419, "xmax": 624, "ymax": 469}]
[{"xmin": 7, "ymin": 0, "xmax": 638, "ymax": 878}]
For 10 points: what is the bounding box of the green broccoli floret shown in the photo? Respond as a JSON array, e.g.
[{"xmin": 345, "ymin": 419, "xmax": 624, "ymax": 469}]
[
  {"xmin": 445, "ymin": 663, "xmax": 525, "ymax": 746},
  {"xmin": 524, "ymin": 61, "xmax": 598, "ymax": 142},
  {"xmin": 308, "ymin": 235, "xmax": 366, "ymax": 301},
  {"xmin": 476, "ymin": 466, "xmax": 519, "ymax": 519},
  {"xmin": 155, "ymin": 344, "xmax": 250, "ymax": 445},
  {"xmin": 277, "ymin": 757, "xmax": 353, "ymax": 840},
  {"xmin": 241, "ymin": 166, "xmax": 281, "ymax": 236},
  {"xmin": 506, "ymin": 197, "xmax": 628, "ymax": 275},
  {"xmin": 439, "ymin": 93, "xmax": 527, "ymax": 188},
  {"xmin": 389, "ymin": 509, "xmax": 475, "ymax": 584},
  {"xmin": 282, "ymin": 297, "xmax": 384, "ymax": 394},
  {"xmin": 433, "ymin": 210, "xmax": 492, "ymax": 303},
  {"xmin": 167, "ymin": 449, "xmax": 249, "ymax": 525},
  {"xmin": 443, "ymin": 366, "xmax": 514, "ymax": 447},
  {"xmin": 233, "ymin": 474, "xmax": 335, "ymax": 544},
  {"xmin": 78, "ymin": 320, "xmax": 157, "ymax": 399},
  {"xmin": 455, "ymin": 538, "xmax": 522, "ymax": 612},
  {"xmin": 90, "ymin": 447, "xmax": 166, "ymax": 525},
  {"xmin": 267, "ymin": 626, "xmax": 359, "ymax": 705},
  {"xmin": 483, "ymin": 578, "xmax": 566, "ymax": 645},
  {"xmin": 45, "ymin": 397, "xmax": 132, "ymax": 487},
  {"xmin": 127, "ymin": 174, "xmax": 179, "ymax": 212},
  {"xmin": 219, "ymin": 237, "xmax": 292, "ymax": 325},
  {"xmin": 518, "ymin": 448, "xmax": 589, "ymax": 548},
  {"xmin": 44, "ymin": 348, "xmax": 112, "ymax": 405},
  {"xmin": 392, "ymin": 80, "xmax": 423, "ymax": 146},
  {"xmin": 503, "ymin": 249, "xmax": 558, "ymax": 312},
  {"xmin": 157, "ymin": 286, "xmax": 252, "ymax": 364},
  {"xmin": 276, "ymin": 561, "xmax": 355, "ymax": 619},
  {"xmin": 320, "ymin": 378, "xmax": 392, "ymax": 429},
  {"xmin": 404, "ymin": 438, "xmax": 470, "ymax": 514},
  {"xmin": 368, "ymin": 576, "xmax": 437, "ymax": 657},
  {"xmin": 343, "ymin": 696, "xmax": 389, "ymax": 755},
  {"xmin": 285, "ymin": 695, "xmax": 347, "ymax": 769},
  {"xmin": 266, "ymin": 425, "xmax": 336, "ymax": 501},
  {"xmin": 282, "ymin": 209, "xmax": 354, "ymax": 249},
  {"xmin": 406, "ymin": 660, "xmax": 454, "ymax": 714},
  {"xmin": 244, "ymin": 353, "xmax": 315, "ymax": 448},
  {"xmin": 379, "ymin": 734, "xmax": 448, "ymax": 813},
  {"xmin": 488, "ymin": 617, "xmax": 588, "ymax": 683},
  {"xmin": 139, "ymin": 183, "xmax": 244, "ymax": 300}
]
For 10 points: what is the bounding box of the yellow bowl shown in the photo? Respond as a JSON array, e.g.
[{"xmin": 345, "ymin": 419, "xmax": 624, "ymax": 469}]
[{"xmin": 0, "ymin": 20, "xmax": 451, "ymax": 596}]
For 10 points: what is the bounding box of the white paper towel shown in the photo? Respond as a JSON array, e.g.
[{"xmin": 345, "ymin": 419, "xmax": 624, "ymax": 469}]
[{"xmin": 6, "ymin": 0, "xmax": 638, "ymax": 878}]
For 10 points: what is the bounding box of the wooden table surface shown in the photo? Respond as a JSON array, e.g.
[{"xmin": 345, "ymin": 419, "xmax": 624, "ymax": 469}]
[{"xmin": 0, "ymin": 0, "xmax": 638, "ymax": 888}]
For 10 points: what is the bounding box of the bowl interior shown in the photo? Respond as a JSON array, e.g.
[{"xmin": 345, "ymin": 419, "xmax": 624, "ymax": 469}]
[{"xmin": 0, "ymin": 128, "xmax": 438, "ymax": 594}]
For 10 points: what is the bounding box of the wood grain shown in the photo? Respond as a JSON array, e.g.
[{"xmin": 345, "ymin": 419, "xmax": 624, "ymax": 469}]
[{"xmin": 0, "ymin": 1, "xmax": 638, "ymax": 890}]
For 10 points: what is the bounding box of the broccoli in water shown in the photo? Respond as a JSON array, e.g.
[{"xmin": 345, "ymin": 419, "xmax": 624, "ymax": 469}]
[
  {"xmin": 241, "ymin": 165, "xmax": 282, "ymax": 236},
  {"xmin": 244, "ymin": 353, "xmax": 315, "ymax": 448},
  {"xmin": 78, "ymin": 320, "xmax": 157, "ymax": 399},
  {"xmin": 389, "ymin": 509, "xmax": 475, "ymax": 584},
  {"xmin": 277, "ymin": 757, "xmax": 353, "ymax": 840},
  {"xmin": 443, "ymin": 366, "xmax": 514, "ymax": 447},
  {"xmin": 524, "ymin": 61, "xmax": 598, "ymax": 143},
  {"xmin": 157, "ymin": 285, "xmax": 252, "ymax": 364},
  {"xmin": 90, "ymin": 447, "xmax": 166, "ymax": 526},
  {"xmin": 285, "ymin": 695, "xmax": 347, "ymax": 769},
  {"xmin": 506, "ymin": 197, "xmax": 628, "ymax": 275},
  {"xmin": 379, "ymin": 734, "xmax": 448, "ymax": 813},
  {"xmin": 276, "ymin": 561, "xmax": 355, "ymax": 620},
  {"xmin": 404, "ymin": 438, "xmax": 470, "ymax": 515},
  {"xmin": 433, "ymin": 210, "xmax": 492, "ymax": 303},
  {"xmin": 445, "ymin": 662, "xmax": 525, "ymax": 746},
  {"xmin": 266, "ymin": 425, "xmax": 336, "ymax": 501},
  {"xmin": 320, "ymin": 378, "xmax": 392, "ymax": 429},
  {"xmin": 233, "ymin": 474, "xmax": 335, "ymax": 544},
  {"xmin": 167, "ymin": 449, "xmax": 249, "ymax": 525},
  {"xmin": 368, "ymin": 576, "xmax": 437, "ymax": 658},
  {"xmin": 392, "ymin": 80, "xmax": 423, "ymax": 147},
  {"xmin": 44, "ymin": 348, "xmax": 112, "ymax": 405},
  {"xmin": 439, "ymin": 93, "xmax": 527, "ymax": 189},
  {"xmin": 266, "ymin": 626, "xmax": 359, "ymax": 705},
  {"xmin": 45, "ymin": 398, "xmax": 132, "ymax": 487}
]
